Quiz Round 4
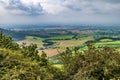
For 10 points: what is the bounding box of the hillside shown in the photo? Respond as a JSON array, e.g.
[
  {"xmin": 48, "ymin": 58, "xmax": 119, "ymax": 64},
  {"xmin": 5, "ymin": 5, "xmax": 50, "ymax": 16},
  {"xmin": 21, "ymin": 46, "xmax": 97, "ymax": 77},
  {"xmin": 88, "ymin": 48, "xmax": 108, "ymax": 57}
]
[
  {"xmin": 0, "ymin": 32, "xmax": 120, "ymax": 80},
  {"xmin": 0, "ymin": 28, "xmax": 26, "ymax": 41}
]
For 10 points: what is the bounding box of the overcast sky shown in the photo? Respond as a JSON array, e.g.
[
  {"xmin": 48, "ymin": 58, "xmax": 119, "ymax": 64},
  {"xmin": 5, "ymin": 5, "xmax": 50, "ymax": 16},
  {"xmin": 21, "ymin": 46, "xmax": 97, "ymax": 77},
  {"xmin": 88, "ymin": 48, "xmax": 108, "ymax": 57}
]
[{"xmin": 0, "ymin": 0, "xmax": 120, "ymax": 24}]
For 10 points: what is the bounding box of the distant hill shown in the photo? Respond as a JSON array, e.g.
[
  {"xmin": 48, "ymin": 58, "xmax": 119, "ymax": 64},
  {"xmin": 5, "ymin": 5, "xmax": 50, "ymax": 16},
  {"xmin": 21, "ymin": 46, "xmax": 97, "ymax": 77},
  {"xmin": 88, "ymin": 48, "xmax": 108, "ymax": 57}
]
[
  {"xmin": 0, "ymin": 28, "xmax": 12, "ymax": 35},
  {"xmin": 0, "ymin": 28, "xmax": 26, "ymax": 41}
]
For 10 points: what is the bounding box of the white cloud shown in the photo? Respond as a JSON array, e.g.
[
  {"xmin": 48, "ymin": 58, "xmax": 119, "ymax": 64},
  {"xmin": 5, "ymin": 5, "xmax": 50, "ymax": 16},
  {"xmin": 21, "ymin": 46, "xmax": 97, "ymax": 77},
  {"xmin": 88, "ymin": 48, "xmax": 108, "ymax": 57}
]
[
  {"xmin": 41, "ymin": 3, "xmax": 66, "ymax": 14},
  {"xmin": 0, "ymin": 0, "xmax": 120, "ymax": 15},
  {"xmin": 0, "ymin": 6, "xmax": 7, "ymax": 16},
  {"xmin": 0, "ymin": 0, "xmax": 120, "ymax": 24}
]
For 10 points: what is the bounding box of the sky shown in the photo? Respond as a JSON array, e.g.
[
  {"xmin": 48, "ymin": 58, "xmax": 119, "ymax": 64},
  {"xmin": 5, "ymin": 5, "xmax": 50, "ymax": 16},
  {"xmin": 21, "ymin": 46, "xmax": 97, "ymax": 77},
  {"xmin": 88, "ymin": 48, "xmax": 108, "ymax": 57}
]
[{"xmin": 0, "ymin": 0, "xmax": 120, "ymax": 24}]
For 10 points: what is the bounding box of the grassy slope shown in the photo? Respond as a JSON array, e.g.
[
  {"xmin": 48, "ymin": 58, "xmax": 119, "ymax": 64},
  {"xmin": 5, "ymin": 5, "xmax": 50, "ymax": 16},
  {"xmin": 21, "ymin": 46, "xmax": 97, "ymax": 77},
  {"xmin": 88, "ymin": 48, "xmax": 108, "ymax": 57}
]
[{"xmin": 17, "ymin": 36, "xmax": 44, "ymax": 48}]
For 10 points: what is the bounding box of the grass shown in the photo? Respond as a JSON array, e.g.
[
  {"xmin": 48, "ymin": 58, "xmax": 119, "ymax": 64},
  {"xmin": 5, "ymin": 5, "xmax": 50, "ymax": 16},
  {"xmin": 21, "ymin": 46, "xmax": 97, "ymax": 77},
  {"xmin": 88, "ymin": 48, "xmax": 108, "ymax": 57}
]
[
  {"xmin": 100, "ymin": 39, "xmax": 113, "ymax": 42},
  {"xmin": 53, "ymin": 64, "xmax": 63, "ymax": 69},
  {"xmin": 94, "ymin": 40, "xmax": 120, "ymax": 54},
  {"xmin": 95, "ymin": 41, "xmax": 120, "ymax": 47},
  {"xmin": 17, "ymin": 35, "xmax": 120, "ymax": 58},
  {"xmin": 26, "ymin": 36, "xmax": 44, "ymax": 40},
  {"xmin": 46, "ymin": 35, "xmax": 74, "ymax": 40},
  {"xmin": 17, "ymin": 36, "xmax": 44, "ymax": 48},
  {"xmin": 52, "ymin": 36, "xmax": 94, "ymax": 48},
  {"xmin": 53, "ymin": 40, "xmax": 85, "ymax": 47}
]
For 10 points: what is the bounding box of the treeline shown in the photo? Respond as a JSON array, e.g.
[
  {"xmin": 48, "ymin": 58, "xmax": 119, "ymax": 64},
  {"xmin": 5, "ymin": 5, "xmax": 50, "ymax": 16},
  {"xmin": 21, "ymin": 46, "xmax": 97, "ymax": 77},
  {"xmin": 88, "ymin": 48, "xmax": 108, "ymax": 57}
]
[
  {"xmin": 42, "ymin": 40, "xmax": 54, "ymax": 47},
  {"xmin": 94, "ymin": 30, "xmax": 120, "ymax": 41},
  {"xmin": 85, "ymin": 37, "xmax": 120, "ymax": 45},
  {"xmin": 0, "ymin": 28, "xmax": 26, "ymax": 41},
  {"xmin": 0, "ymin": 32, "xmax": 120, "ymax": 80}
]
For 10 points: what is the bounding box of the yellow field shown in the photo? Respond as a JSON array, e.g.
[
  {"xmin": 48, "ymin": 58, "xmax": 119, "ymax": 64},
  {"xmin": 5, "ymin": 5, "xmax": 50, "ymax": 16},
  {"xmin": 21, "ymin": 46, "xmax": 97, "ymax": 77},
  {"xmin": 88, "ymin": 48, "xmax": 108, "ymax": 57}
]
[
  {"xmin": 52, "ymin": 36, "xmax": 93, "ymax": 47},
  {"xmin": 38, "ymin": 49, "xmax": 64, "ymax": 57}
]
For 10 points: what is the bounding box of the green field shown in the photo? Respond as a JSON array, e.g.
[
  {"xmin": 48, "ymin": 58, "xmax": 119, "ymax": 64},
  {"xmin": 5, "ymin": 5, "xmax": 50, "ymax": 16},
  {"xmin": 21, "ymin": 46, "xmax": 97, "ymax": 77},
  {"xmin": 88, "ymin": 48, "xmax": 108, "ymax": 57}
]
[
  {"xmin": 17, "ymin": 29, "xmax": 120, "ymax": 59},
  {"xmin": 46, "ymin": 35, "xmax": 74, "ymax": 40},
  {"xmin": 14, "ymin": 29, "xmax": 120, "ymax": 71},
  {"xmin": 99, "ymin": 39, "xmax": 113, "ymax": 42},
  {"xmin": 17, "ymin": 36, "xmax": 44, "ymax": 48},
  {"xmin": 50, "ymin": 39, "xmax": 120, "ymax": 69},
  {"xmin": 95, "ymin": 40, "xmax": 120, "ymax": 47}
]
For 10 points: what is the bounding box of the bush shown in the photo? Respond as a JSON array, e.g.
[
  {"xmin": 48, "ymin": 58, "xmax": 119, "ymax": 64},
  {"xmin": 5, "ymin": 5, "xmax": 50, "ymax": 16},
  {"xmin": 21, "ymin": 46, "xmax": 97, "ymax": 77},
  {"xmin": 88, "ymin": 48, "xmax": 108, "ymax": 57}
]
[{"xmin": 61, "ymin": 45, "xmax": 120, "ymax": 80}]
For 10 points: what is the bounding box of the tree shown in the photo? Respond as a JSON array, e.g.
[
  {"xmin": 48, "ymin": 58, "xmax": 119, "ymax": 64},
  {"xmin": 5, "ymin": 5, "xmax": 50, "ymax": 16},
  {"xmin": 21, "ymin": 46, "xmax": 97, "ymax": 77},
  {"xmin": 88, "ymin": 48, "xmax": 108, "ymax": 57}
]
[
  {"xmin": 74, "ymin": 46, "xmax": 120, "ymax": 80},
  {"xmin": 21, "ymin": 43, "xmax": 40, "ymax": 61},
  {"xmin": 60, "ymin": 47, "xmax": 82, "ymax": 80},
  {"xmin": 0, "ymin": 32, "xmax": 19, "ymax": 50},
  {"xmin": 39, "ymin": 51, "xmax": 48, "ymax": 67},
  {"xmin": 61, "ymin": 45, "xmax": 120, "ymax": 80},
  {"xmin": 0, "ymin": 32, "xmax": 62, "ymax": 80}
]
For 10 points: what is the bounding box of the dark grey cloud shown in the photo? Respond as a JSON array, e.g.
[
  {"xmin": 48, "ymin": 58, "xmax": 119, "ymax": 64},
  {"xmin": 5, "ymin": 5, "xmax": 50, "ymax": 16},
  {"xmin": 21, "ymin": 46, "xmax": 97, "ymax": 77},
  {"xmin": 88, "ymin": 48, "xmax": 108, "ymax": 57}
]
[
  {"xmin": 103, "ymin": 0, "xmax": 120, "ymax": 3},
  {"xmin": 0, "ymin": 0, "xmax": 44, "ymax": 16},
  {"xmin": 64, "ymin": 5, "xmax": 82, "ymax": 11},
  {"xmin": 0, "ymin": 0, "xmax": 120, "ymax": 24},
  {"xmin": 1, "ymin": 0, "xmax": 120, "ymax": 15},
  {"xmin": 90, "ymin": 0, "xmax": 120, "ymax": 3},
  {"xmin": 62, "ymin": 0, "xmax": 120, "ymax": 15}
]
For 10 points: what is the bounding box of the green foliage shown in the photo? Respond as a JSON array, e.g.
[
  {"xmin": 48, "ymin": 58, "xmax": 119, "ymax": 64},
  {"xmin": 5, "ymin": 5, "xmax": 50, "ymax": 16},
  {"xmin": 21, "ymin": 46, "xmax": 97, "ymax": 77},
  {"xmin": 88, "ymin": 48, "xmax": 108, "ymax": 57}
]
[
  {"xmin": 61, "ymin": 45, "xmax": 120, "ymax": 80},
  {"xmin": 39, "ymin": 51, "xmax": 48, "ymax": 67},
  {"xmin": 0, "ymin": 32, "xmax": 19, "ymax": 50},
  {"xmin": 0, "ymin": 32, "xmax": 58, "ymax": 80},
  {"xmin": 21, "ymin": 43, "xmax": 40, "ymax": 61},
  {"xmin": 60, "ymin": 47, "xmax": 82, "ymax": 80},
  {"xmin": 0, "ymin": 49, "xmax": 39, "ymax": 79},
  {"xmin": 0, "ymin": 47, "xmax": 58, "ymax": 80},
  {"xmin": 0, "ymin": 32, "xmax": 120, "ymax": 80}
]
